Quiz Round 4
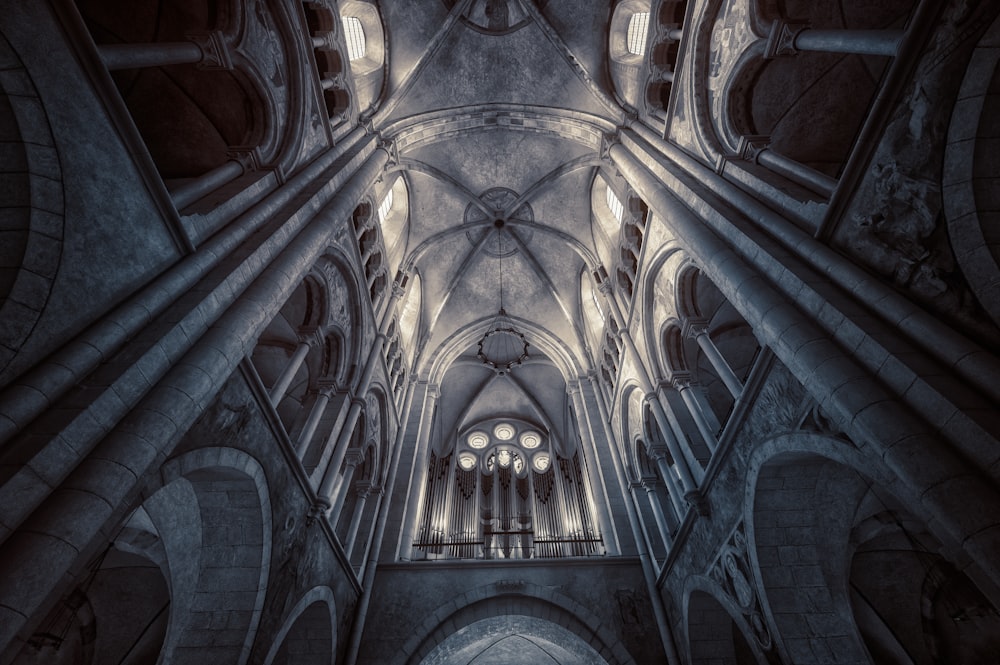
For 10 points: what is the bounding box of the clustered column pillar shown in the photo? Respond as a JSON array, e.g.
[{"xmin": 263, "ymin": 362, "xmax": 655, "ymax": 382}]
[
  {"xmin": 594, "ymin": 271, "xmax": 702, "ymax": 508},
  {"xmin": 315, "ymin": 273, "xmax": 409, "ymax": 514}
]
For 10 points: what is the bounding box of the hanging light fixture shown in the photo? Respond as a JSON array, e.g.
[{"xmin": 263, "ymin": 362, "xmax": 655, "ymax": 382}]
[{"xmin": 478, "ymin": 219, "xmax": 528, "ymax": 374}]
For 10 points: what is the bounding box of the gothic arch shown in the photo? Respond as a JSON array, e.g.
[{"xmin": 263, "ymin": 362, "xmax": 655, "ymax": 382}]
[
  {"xmin": 400, "ymin": 582, "xmax": 636, "ymax": 665},
  {"xmin": 151, "ymin": 447, "xmax": 273, "ymax": 665},
  {"xmin": 261, "ymin": 586, "xmax": 337, "ymax": 665},
  {"xmin": 0, "ymin": 29, "xmax": 65, "ymax": 381},
  {"xmin": 943, "ymin": 13, "xmax": 1000, "ymax": 328},
  {"xmin": 681, "ymin": 575, "xmax": 773, "ymax": 665}
]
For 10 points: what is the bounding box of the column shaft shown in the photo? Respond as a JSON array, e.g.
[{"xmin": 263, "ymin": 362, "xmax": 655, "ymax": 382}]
[
  {"xmin": 270, "ymin": 339, "xmax": 312, "ymax": 406},
  {"xmin": 677, "ymin": 383, "xmax": 718, "ymax": 452},
  {"xmin": 0, "ymin": 143, "xmax": 390, "ymax": 652},
  {"xmin": 693, "ymin": 330, "xmax": 743, "ymax": 398},
  {"xmin": 651, "ymin": 452, "xmax": 685, "ymax": 520},
  {"xmin": 98, "ymin": 41, "xmax": 203, "ymax": 70},
  {"xmin": 171, "ymin": 159, "xmax": 246, "ymax": 212},
  {"xmin": 646, "ymin": 486, "xmax": 673, "ymax": 552},
  {"xmin": 344, "ymin": 491, "xmax": 369, "ymax": 558},
  {"xmin": 597, "ymin": 285, "xmax": 698, "ymax": 492},
  {"xmin": 295, "ymin": 389, "xmax": 333, "ymax": 457},
  {"xmin": 756, "ymin": 149, "xmax": 836, "ymax": 198},
  {"xmin": 795, "ymin": 28, "xmax": 902, "ymax": 57}
]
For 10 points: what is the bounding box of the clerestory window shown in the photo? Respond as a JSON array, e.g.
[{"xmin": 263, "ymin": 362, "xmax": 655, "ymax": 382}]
[
  {"xmin": 342, "ymin": 16, "xmax": 366, "ymax": 61},
  {"xmin": 377, "ymin": 188, "xmax": 393, "ymax": 225},
  {"xmin": 626, "ymin": 12, "xmax": 650, "ymax": 55},
  {"xmin": 606, "ymin": 185, "xmax": 624, "ymax": 224}
]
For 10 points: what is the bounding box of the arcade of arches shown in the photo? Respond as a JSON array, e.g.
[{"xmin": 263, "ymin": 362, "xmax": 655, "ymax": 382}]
[{"xmin": 1, "ymin": 0, "xmax": 999, "ymax": 663}]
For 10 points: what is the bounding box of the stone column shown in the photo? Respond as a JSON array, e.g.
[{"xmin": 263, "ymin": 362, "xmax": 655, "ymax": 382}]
[
  {"xmin": 397, "ymin": 384, "xmax": 440, "ymax": 560},
  {"xmin": 0, "ymin": 141, "xmax": 392, "ymax": 653},
  {"xmin": 765, "ymin": 20, "xmax": 903, "ymax": 58},
  {"xmin": 672, "ymin": 376, "xmax": 718, "ymax": 453},
  {"xmin": 647, "ymin": 445, "xmax": 685, "ymax": 520},
  {"xmin": 686, "ymin": 320, "xmax": 743, "ymax": 399},
  {"xmin": 568, "ymin": 381, "xmax": 620, "ymax": 555},
  {"xmin": 594, "ymin": 273, "xmax": 700, "ymax": 498},
  {"xmin": 269, "ymin": 328, "xmax": 319, "ymax": 407},
  {"xmin": 737, "ymin": 135, "xmax": 837, "ymax": 198},
  {"xmin": 344, "ymin": 483, "xmax": 373, "ymax": 558},
  {"xmin": 295, "ymin": 381, "xmax": 336, "ymax": 458},
  {"xmin": 608, "ymin": 134, "xmax": 1000, "ymax": 590},
  {"xmin": 331, "ymin": 448, "xmax": 366, "ymax": 518},
  {"xmin": 316, "ymin": 274, "xmax": 409, "ymax": 512},
  {"xmin": 644, "ymin": 480, "xmax": 673, "ymax": 552},
  {"xmin": 97, "ymin": 31, "xmax": 232, "ymax": 71}
]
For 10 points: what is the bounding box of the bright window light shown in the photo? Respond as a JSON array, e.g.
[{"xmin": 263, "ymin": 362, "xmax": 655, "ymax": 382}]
[
  {"xmin": 378, "ymin": 189, "xmax": 393, "ymax": 225},
  {"xmin": 627, "ymin": 12, "xmax": 650, "ymax": 56},
  {"xmin": 606, "ymin": 186, "xmax": 624, "ymax": 224},
  {"xmin": 342, "ymin": 16, "xmax": 366, "ymax": 61},
  {"xmin": 467, "ymin": 431, "xmax": 489, "ymax": 449},
  {"xmin": 520, "ymin": 431, "xmax": 541, "ymax": 449},
  {"xmin": 493, "ymin": 423, "xmax": 515, "ymax": 441}
]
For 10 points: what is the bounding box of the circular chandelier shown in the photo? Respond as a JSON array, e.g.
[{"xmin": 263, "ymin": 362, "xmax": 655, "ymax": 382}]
[{"xmin": 477, "ymin": 219, "xmax": 528, "ymax": 374}]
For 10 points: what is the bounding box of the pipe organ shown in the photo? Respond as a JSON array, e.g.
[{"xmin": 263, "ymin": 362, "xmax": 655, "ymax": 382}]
[{"xmin": 413, "ymin": 421, "xmax": 603, "ymax": 560}]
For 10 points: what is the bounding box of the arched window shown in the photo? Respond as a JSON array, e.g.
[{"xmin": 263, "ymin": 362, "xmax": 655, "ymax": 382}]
[
  {"xmin": 606, "ymin": 185, "xmax": 624, "ymax": 224},
  {"xmin": 377, "ymin": 188, "xmax": 393, "ymax": 225},
  {"xmin": 377, "ymin": 176, "xmax": 409, "ymax": 279},
  {"xmin": 341, "ymin": 16, "xmax": 365, "ymax": 61},
  {"xmin": 626, "ymin": 12, "xmax": 650, "ymax": 55}
]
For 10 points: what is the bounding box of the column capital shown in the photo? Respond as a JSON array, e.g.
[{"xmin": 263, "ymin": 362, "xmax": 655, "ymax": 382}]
[
  {"xmin": 296, "ymin": 326, "xmax": 322, "ymax": 346},
  {"xmin": 600, "ymin": 132, "xmax": 620, "ymax": 162},
  {"xmin": 764, "ymin": 20, "xmax": 808, "ymax": 59},
  {"xmin": 226, "ymin": 145, "xmax": 265, "ymax": 172},
  {"xmin": 646, "ymin": 443, "xmax": 670, "ymax": 461},
  {"xmin": 566, "ymin": 380, "xmax": 581, "ymax": 396},
  {"xmin": 314, "ymin": 379, "xmax": 338, "ymax": 397},
  {"xmin": 736, "ymin": 135, "xmax": 771, "ymax": 163},
  {"xmin": 670, "ymin": 373, "xmax": 694, "ymax": 391},
  {"xmin": 344, "ymin": 448, "xmax": 366, "ymax": 466},
  {"xmin": 186, "ymin": 30, "xmax": 234, "ymax": 69},
  {"xmin": 358, "ymin": 482, "xmax": 383, "ymax": 499},
  {"xmin": 683, "ymin": 318, "xmax": 710, "ymax": 339},
  {"xmin": 642, "ymin": 478, "xmax": 663, "ymax": 492}
]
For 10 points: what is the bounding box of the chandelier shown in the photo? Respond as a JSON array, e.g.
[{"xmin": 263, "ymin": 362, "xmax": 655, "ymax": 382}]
[{"xmin": 477, "ymin": 219, "xmax": 528, "ymax": 374}]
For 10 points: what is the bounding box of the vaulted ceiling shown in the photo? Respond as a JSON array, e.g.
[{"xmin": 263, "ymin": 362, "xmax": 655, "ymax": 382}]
[{"xmin": 372, "ymin": 1, "xmax": 625, "ymax": 456}]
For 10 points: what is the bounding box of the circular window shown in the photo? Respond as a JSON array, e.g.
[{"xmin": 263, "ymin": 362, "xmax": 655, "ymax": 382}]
[
  {"xmin": 493, "ymin": 423, "xmax": 515, "ymax": 440},
  {"xmin": 533, "ymin": 453, "xmax": 551, "ymax": 472},
  {"xmin": 458, "ymin": 453, "xmax": 477, "ymax": 470},
  {"xmin": 519, "ymin": 431, "xmax": 541, "ymax": 449},
  {"xmin": 467, "ymin": 431, "xmax": 489, "ymax": 448}
]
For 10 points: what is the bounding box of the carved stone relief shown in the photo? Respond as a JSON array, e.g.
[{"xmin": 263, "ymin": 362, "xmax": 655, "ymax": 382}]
[{"xmin": 835, "ymin": 0, "xmax": 1000, "ymax": 344}]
